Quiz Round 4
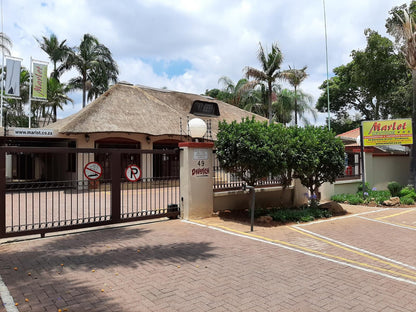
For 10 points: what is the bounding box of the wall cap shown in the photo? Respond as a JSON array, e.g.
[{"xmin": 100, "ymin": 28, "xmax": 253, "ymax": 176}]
[{"xmin": 179, "ymin": 142, "xmax": 214, "ymax": 148}]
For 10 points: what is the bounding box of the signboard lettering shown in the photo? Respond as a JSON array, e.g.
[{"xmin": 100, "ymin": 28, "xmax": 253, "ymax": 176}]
[{"xmin": 362, "ymin": 119, "xmax": 413, "ymax": 146}]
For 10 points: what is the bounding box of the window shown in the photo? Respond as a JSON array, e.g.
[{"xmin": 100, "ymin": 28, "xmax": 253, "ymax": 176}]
[{"xmin": 190, "ymin": 100, "xmax": 220, "ymax": 116}]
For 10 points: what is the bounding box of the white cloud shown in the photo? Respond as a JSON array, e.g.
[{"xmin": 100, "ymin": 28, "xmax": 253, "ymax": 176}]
[{"xmin": 3, "ymin": 0, "xmax": 407, "ymax": 124}]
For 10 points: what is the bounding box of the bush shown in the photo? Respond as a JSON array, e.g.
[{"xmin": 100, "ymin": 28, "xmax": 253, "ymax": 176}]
[
  {"xmin": 266, "ymin": 206, "xmax": 332, "ymax": 223},
  {"xmin": 331, "ymin": 193, "xmax": 363, "ymax": 205},
  {"xmin": 366, "ymin": 190, "xmax": 391, "ymax": 205},
  {"xmin": 387, "ymin": 181, "xmax": 402, "ymax": 197},
  {"xmin": 400, "ymin": 195, "xmax": 415, "ymax": 205},
  {"xmin": 399, "ymin": 186, "xmax": 416, "ymax": 199},
  {"xmin": 357, "ymin": 182, "xmax": 370, "ymax": 193}
]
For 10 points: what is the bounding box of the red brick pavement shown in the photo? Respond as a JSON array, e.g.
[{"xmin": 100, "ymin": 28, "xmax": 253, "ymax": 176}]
[{"xmin": 1, "ymin": 207, "xmax": 416, "ymax": 311}]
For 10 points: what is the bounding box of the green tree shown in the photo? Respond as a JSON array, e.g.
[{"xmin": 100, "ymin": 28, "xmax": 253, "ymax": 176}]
[
  {"xmin": 281, "ymin": 66, "xmax": 308, "ymax": 125},
  {"xmin": 217, "ymin": 76, "xmax": 252, "ymax": 107},
  {"xmin": 317, "ymin": 29, "xmax": 408, "ymax": 121},
  {"xmin": 36, "ymin": 33, "xmax": 71, "ymax": 80},
  {"xmin": 245, "ymin": 42, "xmax": 283, "ymax": 124},
  {"xmin": 274, "ymin": 88, "xmax": 316, "ymax": 126},
  {"xmin": 43, "ymin": 78, "xmax": 73, "ymax": 124},
  {"xmin": 292, "ymin": 126, "xmax": 345, "ymax": 200},
  {"xmin": 216, "ymin": 118, "xmax": 277, "ymax": 186},
  {"xmin": 387, "ymin": 8, "xmax": 416, "ymax": 186},
  {"xmin": 67, "ymin": 34, "xmax": 118, "ymax": 108}
]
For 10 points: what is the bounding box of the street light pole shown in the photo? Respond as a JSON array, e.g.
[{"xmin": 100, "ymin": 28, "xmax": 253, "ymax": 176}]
[{"xmin": 323, "ymin": 0, "xmax": 331, "ymax": 130}]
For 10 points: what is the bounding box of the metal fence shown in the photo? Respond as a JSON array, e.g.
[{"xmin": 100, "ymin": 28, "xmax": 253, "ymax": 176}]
[
  {"xmin": 0, "ymin": 147, "xmax": 180, "ymax": 238},
  {"xmin": 212, "ymin": 152, "xmax": 282, "ymax": 191}
]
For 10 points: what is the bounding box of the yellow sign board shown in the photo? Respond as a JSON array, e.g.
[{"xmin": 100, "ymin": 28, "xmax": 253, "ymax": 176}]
[{"xmin": 362, "ymin": 119, "xmax": 413, "ymax": 146}]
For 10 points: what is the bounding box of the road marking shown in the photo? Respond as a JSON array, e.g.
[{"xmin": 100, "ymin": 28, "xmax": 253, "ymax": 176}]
[
  {"xmin": 359, "ymin": 216, "xmax": 416, "ymax": 231},
  {"xmin": 184, "ymin": 219, "xmax": 416, "ymax": 286},
  {"xmin": 376, "ymin": 209, "xmax": 416, "ymax": 220},
  {"xmin": 291, "ymin": 226, "xmax": 416, "ymax": 272},
  {"xmin": 0, "ymin": 274, "xmax": 18, "ymax": 312}
]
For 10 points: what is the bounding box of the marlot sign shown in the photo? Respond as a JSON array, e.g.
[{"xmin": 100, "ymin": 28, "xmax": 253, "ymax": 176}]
[{"xmin": 362, "ymin": 119, "xmax": 413, "ymax": 146}]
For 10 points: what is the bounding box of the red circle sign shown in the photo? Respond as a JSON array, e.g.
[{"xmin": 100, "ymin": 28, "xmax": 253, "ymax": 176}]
[
  {"xmin": 84, "ymin": 162, "xmax": 103, "ymax": 180},
  {"xmin": 125, "ymin": 164, "xmax": 142, "ymax": 182}
]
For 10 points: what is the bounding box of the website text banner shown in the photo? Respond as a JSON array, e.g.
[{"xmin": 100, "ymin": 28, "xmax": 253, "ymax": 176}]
[
  {"xmin": 32, "ymin": 62, "xmax": 48, "ymax": 99},
  {"xmin": 362, "ymin": 119, "xmax": 413, "ymax": 146}
]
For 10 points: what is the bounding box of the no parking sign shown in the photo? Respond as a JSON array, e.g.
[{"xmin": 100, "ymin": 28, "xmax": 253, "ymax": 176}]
[{"xmin": 125, "ymin": 164, "xmax": 142, "ymax": 182}]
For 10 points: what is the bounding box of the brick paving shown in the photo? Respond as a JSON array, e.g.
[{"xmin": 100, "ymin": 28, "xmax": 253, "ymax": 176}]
[{"xmin": 1, "ymin": 206, "xmax": 416, "ymax": 311}]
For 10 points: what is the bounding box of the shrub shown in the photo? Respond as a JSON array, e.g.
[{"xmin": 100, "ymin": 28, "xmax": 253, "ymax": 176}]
[
  {"xmin": 357, "ymin": 182, "xmax": 370, "ymax": 193},
  {"xmin": 366, "ymin": 190, "xmax": 391, "ymax": 205},
  {"xmin": 331, "ymin": 193, "xmax": 363, "ymax": 205},
  {"xmin": 400, "ymin": 195, "xmax": 415, "ymax": 205},
  {"xmin": 266, "ymin": 206, "xmax": 332, "ymax": 223},
  {"xmin": 387, "ymin": 181, "xmax": 402, "ymax": 197},
  {"xmin": 399, "ymin": 186, "xmax": 416, "ymax": 199}
]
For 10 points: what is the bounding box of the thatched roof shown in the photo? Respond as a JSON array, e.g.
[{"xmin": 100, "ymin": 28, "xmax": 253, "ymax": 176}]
[{"xmin": 45, "ymin": 83, "xmax": 266, "ymax": 139}]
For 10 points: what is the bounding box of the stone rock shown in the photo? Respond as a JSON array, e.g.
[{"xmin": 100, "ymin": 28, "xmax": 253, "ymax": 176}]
[
  {"xmin": 319, "ymin": 201, "xmax": 347, "ymax": 216},
  {"xmin": 383, "ymin": 197, "xmax": 400, "ymax": 206},
  {"xmin": 256, "ymin": 215, "xmax": 273, "ymax": 223}
]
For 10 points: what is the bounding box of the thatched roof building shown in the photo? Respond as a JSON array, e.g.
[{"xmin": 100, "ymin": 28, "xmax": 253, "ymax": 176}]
[{"xmin": 45, "ymin": 82, "xmax": 266, "ymax": 140}]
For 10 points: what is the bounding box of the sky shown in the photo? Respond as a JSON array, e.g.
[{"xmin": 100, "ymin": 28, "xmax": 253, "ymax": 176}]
[{"xmin": 3, "ymin": 0, "xmax": 408, "ymax": 125}]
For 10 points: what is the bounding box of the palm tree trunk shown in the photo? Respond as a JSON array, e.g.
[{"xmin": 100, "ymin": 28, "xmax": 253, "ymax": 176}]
[
  {"xmin": 82, "ymin": 75, "xmax": 87, "ymax": 108},
  {"xmin": 268, "ymin": 81, "xmax": 272, "ymax": 124},
  {"xmin": 294, "ymin": 86, "xmax": 298, "ymax": 126},
  {"xmin": 409, "ymin": 69, "xmax": 416, "ymax": 187}
]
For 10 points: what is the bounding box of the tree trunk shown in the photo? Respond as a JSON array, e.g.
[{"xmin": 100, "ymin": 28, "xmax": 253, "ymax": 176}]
[
  {"xmin": 409, "ymin": 70, "xmax": 416, "ymax": 187},
  {"xmin": 268, "ymin": 81, "xmax": 272, "ymax": 125},
  {"xmin": 294, "ymin": 86, "xmax": 298, "ymax": 126}
]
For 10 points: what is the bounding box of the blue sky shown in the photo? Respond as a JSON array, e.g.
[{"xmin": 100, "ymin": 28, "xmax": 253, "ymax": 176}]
[{"xmin": 4, "ymin": 0, "xmax": 408, "ymax": 124}]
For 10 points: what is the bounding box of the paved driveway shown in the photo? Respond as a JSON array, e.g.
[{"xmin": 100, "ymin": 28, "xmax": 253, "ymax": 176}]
[{"xmin": 1, "ymin": 205, "xmax": 416, "ymax": 311}]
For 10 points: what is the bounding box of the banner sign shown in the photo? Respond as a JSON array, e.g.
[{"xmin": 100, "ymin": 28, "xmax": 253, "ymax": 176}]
[
  {"xmin": 362, "ymin": 119, "xmax": 413, "ymax": 146},
  {"xmin": 32, "ymin": 61, "xmax": 48, "ymax": 99},
  {"xmin": 5, "ymin": 57, "xmax": 21, "ymax": 96}
]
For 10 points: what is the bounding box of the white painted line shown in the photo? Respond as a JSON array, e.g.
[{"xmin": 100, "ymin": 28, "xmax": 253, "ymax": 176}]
[
  {"xmin": 292, "ymin": 226, "xmax": 416, "ymax": 271},
  {"xmin": 359, "ymin": 216, "xmax": 416, "ymax": 231},
  {"xmin": 295, "ymin": 208, "xmax": 389, "ymax": 226},
  {"xmin": 183, "ymin": 220, "xmax": 416, "ymax": 286},
  {"xmin": 0, "ymin": 274, "xmax": 18, "ymax": 312}
]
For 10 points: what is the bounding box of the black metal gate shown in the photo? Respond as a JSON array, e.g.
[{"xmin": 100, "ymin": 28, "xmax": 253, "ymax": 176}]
[{"xmin": 0, "ymin": 147, "xmax": 180, "ymax": 238}]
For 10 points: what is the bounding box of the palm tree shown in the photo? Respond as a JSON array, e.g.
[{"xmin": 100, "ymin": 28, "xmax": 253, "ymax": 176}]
[
  {"xmin": 218, "ymin": 76, "xmax": 252, "ymax": 108},
  {"xmin": 273, "ymin": 88, "xmax": 316, "ymax": 125},
  {"xmin": 36, "ymin": 33, "xmax": 71, "ymax": 79},
  {"xmin": 245, "ymin": 42, "xmax": 283, "ymax": 124},
  {"xmin": 281, "ymin": 66, "xmax": 308, "ymax": 126},
  {"xmin": 0, "ymin": 32, "xmax": 12, "ymax": 56},
  {"xmin": 44, "ymin": 78, "xmax": 73, "ymax": 123},
  {"xmin": 67, "ymin": 34, "xmax": 119, "ymax": 108}
]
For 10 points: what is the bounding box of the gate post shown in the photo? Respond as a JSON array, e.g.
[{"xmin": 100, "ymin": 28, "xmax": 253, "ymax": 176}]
[
  {"xmin": 111, "ymin": 151, "xmax": 121, "ymax": 222},
  {"xmin": 179, "ymin": 142, "xmax": 214, "ymax": 219},
  {"xmin": 0, "ymin": 149, "xmax": 5, "ymax": 236}
]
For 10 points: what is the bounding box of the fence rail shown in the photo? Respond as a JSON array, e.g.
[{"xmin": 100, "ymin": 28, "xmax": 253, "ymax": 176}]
[{"xmin": 212, "ymin": 153, "xmax": 282, "ymax": 191}]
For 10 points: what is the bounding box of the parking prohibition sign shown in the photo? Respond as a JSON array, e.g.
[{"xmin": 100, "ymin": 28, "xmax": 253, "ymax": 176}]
[
  {"xmin": 84, "ymin": 162, "xmax": 103, "ymax": 180},
  {"xmin": 125, "ymin": 164, "xmax": 142, "ymax": 182}
]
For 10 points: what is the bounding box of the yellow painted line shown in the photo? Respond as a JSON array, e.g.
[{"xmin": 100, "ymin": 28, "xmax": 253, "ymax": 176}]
[
  {"xmin": 289, "ymin": 226, "xmax": 416, "ymax": 276},
  {"xmin": 376, "ymin": 209, "xmax": 416, "ymax": 220},
  {"xmin": 190, "ymin": 220, "xmax": 416, "ymax": 281}
]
